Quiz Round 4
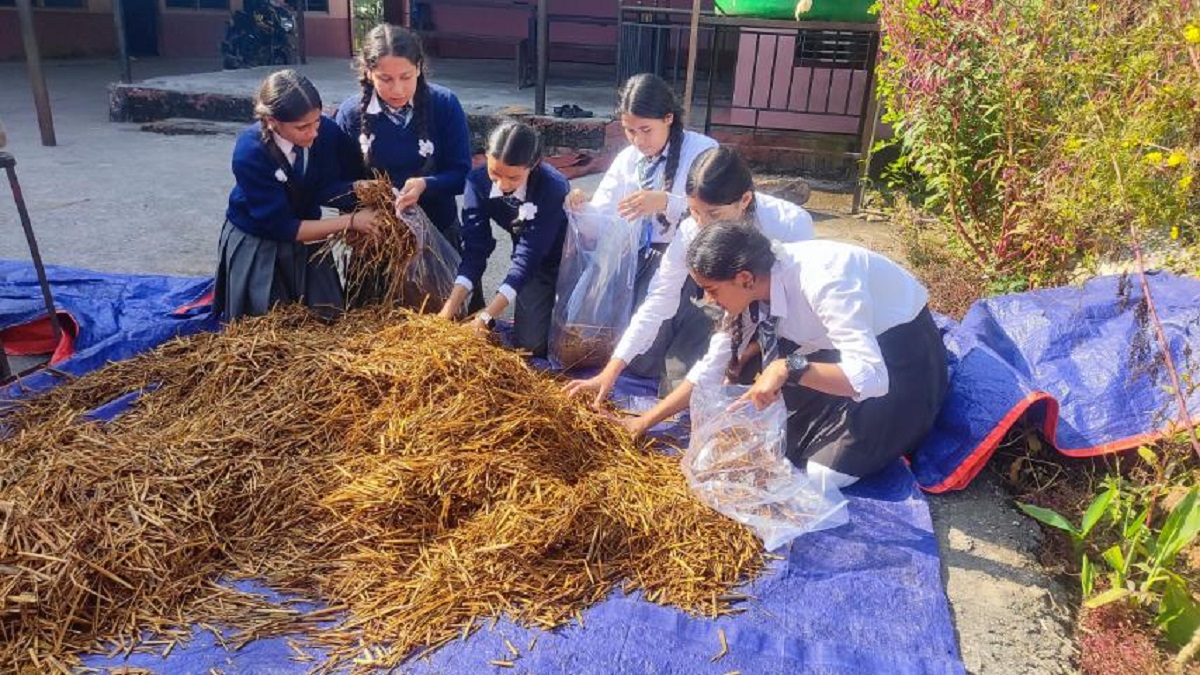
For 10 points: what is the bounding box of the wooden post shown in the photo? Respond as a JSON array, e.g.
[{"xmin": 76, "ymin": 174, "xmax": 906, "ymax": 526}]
[
  {"xmin": 296, "ymin": 0, "xmax": 308, "ymax": 65},
  {"xmin": 112, "ymin": 0, "xmax": 133, "ymax": 83},
  {"xmin": 535, "ymin": 0, "xmax": 548, "ymax": 115},
  {"xmin": 681, "ymin": 0, "xmax": 702, "ymax": 123},
  {"xmin": 15, "ymin": 0, "xmax": 56, "ymax": 146}
]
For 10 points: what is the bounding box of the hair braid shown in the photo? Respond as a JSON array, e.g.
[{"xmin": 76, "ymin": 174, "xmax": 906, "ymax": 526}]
[
  {"xmin": 357, "ymin": 77, "xmax": 375, "ymax": 165},
  {"xmin": 656, "ymin": 120, "xmax": 685, "ymax": 235},
  {"xmin": 411, "ymin": 74, "xmax": 434, "ymax": 175}
]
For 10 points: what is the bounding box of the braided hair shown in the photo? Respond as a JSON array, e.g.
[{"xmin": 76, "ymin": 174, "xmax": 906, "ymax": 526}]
[
  {"xmin": 686, "ymin": 146, "xmax": 758, "ymax": 218},
  {"xmin": 253, "ymin": 69, "xmax": 322, "ymax": 210},
  {"xmin": 486, "ymin": 119, "xmax": 542, "ymax": 234},
  {"xmin": 686, "ymin": 220, "xmax": 777, "ymax": 375},
  {"xmin": 354, "ymin": 24, "xmax": 434, "ymax": 174},
  {"xmin": 616, "ymin": 73, "xmax": 685, "ymax": 235}
]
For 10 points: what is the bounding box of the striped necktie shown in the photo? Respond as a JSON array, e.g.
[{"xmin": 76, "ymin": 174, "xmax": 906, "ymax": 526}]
[
  {"xmin": 635, "ymin": 154, "xmax": 665, "ymax": 252},
  {"xmin": 754, "ymin": 301, "xmax": 780, "ymax": 365}
]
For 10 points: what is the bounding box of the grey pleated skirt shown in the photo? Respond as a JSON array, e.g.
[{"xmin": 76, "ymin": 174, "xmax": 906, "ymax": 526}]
[
  {"xmin": 783, "ymin": 307, "xmax": 948, "ymax": 478},
  {"xmin": 214, "ymin": 220, "xmax": 345, "ymax": 321}
]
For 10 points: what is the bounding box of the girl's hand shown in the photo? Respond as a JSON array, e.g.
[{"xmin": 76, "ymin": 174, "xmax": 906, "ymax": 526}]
[
  {"xmin": 617, "ymin": 190, "xmax": 669, "ymax": 220},
  {"xmin": 565, "ymin": 188, "xmax": 589, "ymax": 211},
  {"xmin": 395, "ymin": 178, "xmax": 427, "ymax": 209},
  {"xmin": 349, "ymin": 209, "xmax": 380, "ymax": 237},
  {"xmin": 470, "ymin": 315, "xmax": 492, "ymax": 338},
  {"xmin": 731, "ymin": 359, "xmax": 788, "ymax": 411},
  {"xmin": 619, "ymin": 413, "xmax": 651, "ymax": 439},
  {"xmin": 562, "ymin": 366, "xmax": 620, "ymax": 410}
]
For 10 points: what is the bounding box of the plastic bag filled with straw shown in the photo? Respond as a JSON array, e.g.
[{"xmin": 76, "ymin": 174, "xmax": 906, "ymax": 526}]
[
  {"xmin": 0, "ymin": 308, "xmax": 762, "ymax": 674},
  {"xmin": 334, "ymin": 176, "xmax": 460, "ymax": 311}
]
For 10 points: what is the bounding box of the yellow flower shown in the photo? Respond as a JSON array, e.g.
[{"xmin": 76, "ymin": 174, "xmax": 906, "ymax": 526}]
[
  {"xmin": 1167, "ymin": 150, "xmax": 1188, "ymax": 167},
  {"xmin": 1087, "ymin": 3, "xmax": 1098, "ymax": 11},
  {"xmin": 1180, "ymin": 174, "xmax": 1194, "ymax": 190},
  {"xmin": 1172, "ymin": 225, "xmax": 1181, "ymax": 240},
  {"xmin": 1065, "ymin": 138, "xmax": 1084, "ymax": 152},
  {"xmin": 1145, "ymin": 151, "xmax": 1164, "ymax": 164},
  {"xmin": 1187, "ymin": 25, "xmax": 1200, "ymax": 44}
]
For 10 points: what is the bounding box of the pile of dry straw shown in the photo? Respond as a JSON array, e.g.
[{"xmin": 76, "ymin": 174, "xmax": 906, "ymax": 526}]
[{"xmin": 0, "ymin": 207, "xmax": 763, "ymax": 674}]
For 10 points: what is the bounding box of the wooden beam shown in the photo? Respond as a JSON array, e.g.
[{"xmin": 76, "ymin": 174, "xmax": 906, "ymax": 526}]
[{"xmin": 15, "ymin": 0, "xmax": 56, "ymax": 146}]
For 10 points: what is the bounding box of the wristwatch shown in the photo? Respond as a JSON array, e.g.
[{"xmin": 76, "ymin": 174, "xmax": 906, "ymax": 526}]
[
  {"xmin": 477, "ymin": 311, "xmax": 496, "ymax": 330},
  {"xmin": 785, "ymin": 352, "xmax": 810, "ymax": 383}
]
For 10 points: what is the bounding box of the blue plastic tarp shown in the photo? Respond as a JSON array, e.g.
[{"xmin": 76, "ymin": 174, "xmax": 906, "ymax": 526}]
[
  {"xmin": 912, "ymin": 272, "xmax": 1200, "ymax": 492},
  {"xmin": 0, "ymin": 261, "xmax": 963, "ymax": 674}
]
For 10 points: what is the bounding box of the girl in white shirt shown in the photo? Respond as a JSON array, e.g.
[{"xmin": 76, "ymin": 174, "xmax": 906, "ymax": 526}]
[
  {"xmin": 566, "ymin": 74, "xmax": 717, "ymax": 336},
  {"xmin": 564, "ymin": 146, "xmax": 814, "ymax": 401},
  {"xmin": 624, "ymin": 221, "xmax": 948, "ymax": 488}
]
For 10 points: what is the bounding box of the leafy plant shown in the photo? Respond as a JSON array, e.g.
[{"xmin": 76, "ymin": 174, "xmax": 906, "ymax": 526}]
[
  {"xmin": 875, "ymin": 0, "xmax": 1200, "ymax": 287},
  {"xmin": 1018, "ymin": 456, "xmax": 1200, "ymax": 651}
]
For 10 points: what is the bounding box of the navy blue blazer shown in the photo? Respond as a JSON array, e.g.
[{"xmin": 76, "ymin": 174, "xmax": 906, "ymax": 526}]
[
  {"xmin": 225, "ymin": 116, "xmax": 359, "ymax": 241},
  {"xmin": 335, "ymin": 83, "xmax": 471, "ymax": 232},
  {"xmin": 458, "ymin": 162, "xmax": 569, "ymax": 294}
]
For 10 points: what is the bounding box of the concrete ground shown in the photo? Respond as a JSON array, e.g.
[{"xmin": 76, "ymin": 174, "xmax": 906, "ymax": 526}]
[{"xmin": 1, "ymin": 58, "xmax": 1075, "ymax": 674}]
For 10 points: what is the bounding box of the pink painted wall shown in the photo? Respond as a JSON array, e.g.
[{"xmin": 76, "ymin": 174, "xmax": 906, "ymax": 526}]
[
  {"xmin": 159, "ymin": 11, "xmax": 350, "ymax": 58},
  {"xmin": 0, "ymin": 10, "xmax": 117, "ymax": 60}
]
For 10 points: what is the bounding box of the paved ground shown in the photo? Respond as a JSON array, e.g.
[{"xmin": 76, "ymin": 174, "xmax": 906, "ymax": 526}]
[{"xmin": 1, "ymin": 58, "xmax": 1076, "ymax": 674}]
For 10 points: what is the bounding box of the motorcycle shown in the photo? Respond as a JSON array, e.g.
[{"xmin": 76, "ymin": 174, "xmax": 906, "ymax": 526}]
[{"xmin": 221, "ymin": 0, "xmax": 297, "ymax": 70}]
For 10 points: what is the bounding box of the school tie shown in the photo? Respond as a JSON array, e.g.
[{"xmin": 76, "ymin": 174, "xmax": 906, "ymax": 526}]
[
  {"xmin": 500, "ymin": 193, "xmax": 523, "ymax": 210},
  {"xmin": 382, "ymin": 102, "xmax": 413, "ymax": 128},
  {"xmin": 292, "ymin": 147, "xmax": 306, "ymax": 179},
  {"xmin": 635, "ymin": 154, "xmax": 665, "ymax": 253},
  {"xmin": 755, "ymin": 301, "xmax": 780, "ymax": 366}
]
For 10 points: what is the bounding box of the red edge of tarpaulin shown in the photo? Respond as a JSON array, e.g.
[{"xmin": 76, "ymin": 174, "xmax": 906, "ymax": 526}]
[
  {"xmin": 1, "ymin": 312, "xmax": 79, "ymax": 364},
  {"xmin": 922, "ymin": 391, "xmax": 1177, "ymax": 493},
  {"xmin": 174, "ymin": 289, "xmax": 214, "ymax": 316}
]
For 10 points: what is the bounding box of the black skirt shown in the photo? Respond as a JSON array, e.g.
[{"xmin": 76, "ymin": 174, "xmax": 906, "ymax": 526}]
[
  {"xmin": 214, "ymin": 220, "xmax": 345, "ymax": 321},
  {"xmin": 783, "ymin": 307, "xmax": 948, "ymax": 478}
]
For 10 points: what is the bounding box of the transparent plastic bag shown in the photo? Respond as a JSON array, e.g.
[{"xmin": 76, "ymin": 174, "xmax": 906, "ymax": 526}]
[
  {"xmin": 548, "ymin": 209, "xmax": 640, "ymax": 370},
  {"xmin": 396, "ymin": 206, "xmax": 460, "ymax": 312},
  {"xmin": 683, "ymin": 385, "xmax": 849, "ymax": 550}
]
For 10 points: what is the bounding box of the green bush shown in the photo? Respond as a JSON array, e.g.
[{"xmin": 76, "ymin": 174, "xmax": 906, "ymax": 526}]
[{"xmin": 876, "ymin": 0, "xmax": 1200, "ymax": 288}]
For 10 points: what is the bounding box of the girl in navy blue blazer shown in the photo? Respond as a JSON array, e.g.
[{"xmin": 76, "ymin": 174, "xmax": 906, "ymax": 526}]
[
  {"xmin": 438, "ymin": 120, "xmax": 569, "ymax": 357},
  {"xmin": 336, "ymin": 24, "xmax": 471, "ymax": 246},
  {"xmin": 215, "ymin": 69, "xmax": 379, "ymax": 321}
]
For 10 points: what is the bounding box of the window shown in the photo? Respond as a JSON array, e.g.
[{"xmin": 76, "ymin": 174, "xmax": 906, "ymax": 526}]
[
  {"xmin": 291, "ymin": 0, "xmax": 329, "ymax": 13},
  {"xmin": 795, "ymin": 30, "xmax": 876, "ymax": 70}
]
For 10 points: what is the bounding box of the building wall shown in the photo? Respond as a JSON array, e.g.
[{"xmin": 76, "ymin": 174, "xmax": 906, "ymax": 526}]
[
  {"xmin": 0, "ymin": 5, "xmax": 117, "ymax": 60},
  {"xmin": 0, "ymin": 0, "xmax": 351, "ymax": 60}
]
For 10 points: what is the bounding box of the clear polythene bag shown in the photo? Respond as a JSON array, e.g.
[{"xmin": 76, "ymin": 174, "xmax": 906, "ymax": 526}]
[
  {"xmin": 548, "ymin": 209, "xmax": 640, "ymax": 370},
  {"xmin": 683, "ymin": 385, "xmax": 849, "ymax": 551},
  {"xmin": 397, "ymin": 205, "xmax": 460, "ymax": 312}
]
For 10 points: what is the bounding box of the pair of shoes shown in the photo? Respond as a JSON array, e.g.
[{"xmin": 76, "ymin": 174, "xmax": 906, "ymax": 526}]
[{"xmin": 553, "ymin": 104, "xmax": 594, "ymax": 119}]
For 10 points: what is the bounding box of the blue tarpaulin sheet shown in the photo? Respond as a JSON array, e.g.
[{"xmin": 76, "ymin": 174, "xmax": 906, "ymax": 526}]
[
  {"xmin": 1, "ymin": 261, "xmax": 963, "ymax": 674},
  {"xmin": 911, "ymin": 272, "xmax": 1200, "ymax": 492}
]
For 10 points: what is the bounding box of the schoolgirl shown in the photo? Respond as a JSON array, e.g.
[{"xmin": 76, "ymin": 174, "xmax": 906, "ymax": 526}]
[
  {"xmin": 336, "ymin": 24, "xmax": 471, "ymax": 245},
  {"xmin": 566, "ymin": 73, "xmax": 717, "ymax": 362},
  {"xmin": 564, "ymin": 146, "xmax": 814, "ymax": 403},
  {"xmin": 438, "ymin": 120, "xmax": 569, "ymax": 357},
  {"xmin": 623, "ymin": 221, "xmax": 948, "ymax": 489},
  {"xmin": 215, "ymin": 69, "xmax": 378, "ymax": 321}
]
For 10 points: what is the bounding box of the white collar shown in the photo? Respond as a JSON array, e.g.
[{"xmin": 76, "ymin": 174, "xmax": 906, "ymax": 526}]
[
  {"xmin": 767, "ymin": 258, "xmax": 789, "ymax": 320},
  {"xmin": 271, "ymin": 131, "xmax": 297, "ymax": 160},
  {"xmin": 489, "ymin": 181, "xmax": 527, "ymax": 201},
  {"xmin": 365, "ymin": 92, "xmax": 384, "ymax": 115}
]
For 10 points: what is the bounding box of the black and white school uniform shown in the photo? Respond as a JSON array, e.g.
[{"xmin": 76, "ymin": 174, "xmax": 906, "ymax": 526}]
[
  {"xmin": 587, "ymin": 130, "xmax": 718, "ymax": 354},
  {"xmin": 612, "ymin": 193, "xmax": 814, "ymax": 393},
  {"xmin": 215, "ymin": 117, "xmax": 359, "ymax": 321},
  {"xmin": 688, "ymin": 240, "xmax": 949, "ymax": 484},
  {"xmin": 456, "ymin": 163, "xmax": 570, "ymax": 356}
]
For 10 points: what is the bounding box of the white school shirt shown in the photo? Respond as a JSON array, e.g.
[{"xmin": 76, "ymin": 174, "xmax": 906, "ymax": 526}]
[
  {"xmin": 589, "ymin": 130, "xmax": 718, "ymax": 244},
  {"xmin": 686, "ymin": 240, "xmax": 930, "ymax": 401},
  {"xmin": 611, "ymin": 193, "xmax": 815, "ymax": 364},
  {"xmin": 270, "ymin": 132, "xmax": 305, "ymax": 171}
]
